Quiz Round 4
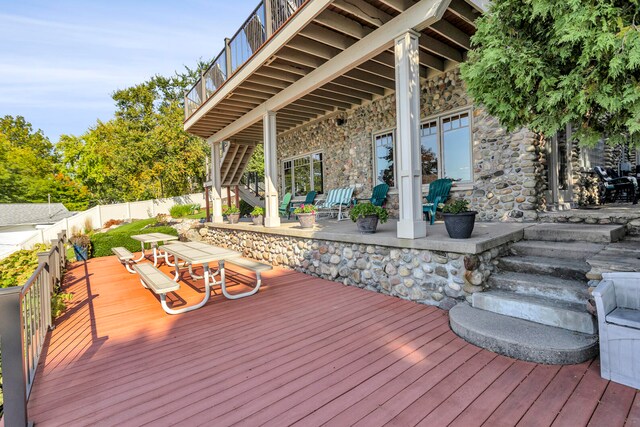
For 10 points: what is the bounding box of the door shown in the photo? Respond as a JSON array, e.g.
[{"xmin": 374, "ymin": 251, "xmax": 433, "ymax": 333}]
[{"xmin": 546, "ymin": 124, "xmax": 574, "ymax": 210}]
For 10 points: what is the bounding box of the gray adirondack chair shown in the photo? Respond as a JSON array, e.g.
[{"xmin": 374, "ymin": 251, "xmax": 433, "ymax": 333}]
[{"xmin": 593, "ymin": 272, "xmax": 640, "ymax": 389}]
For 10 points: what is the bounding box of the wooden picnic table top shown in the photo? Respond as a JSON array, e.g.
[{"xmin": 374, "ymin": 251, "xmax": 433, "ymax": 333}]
[
  {"xmin": 130, "ymin": 232, "xmax": 179, "ymax": 244},
  {"xmin": 159, "ymin": 241, "xmax": 241, "ymax": 265}
]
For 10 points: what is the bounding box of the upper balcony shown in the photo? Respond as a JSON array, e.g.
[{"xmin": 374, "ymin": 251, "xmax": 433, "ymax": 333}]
[
  {"xmin": 183, "ymin": 0, "xmax": 488, "ymax": 143},
  {"xmin": 184, "ymin": 0, "xmax": 307, "ymax": 120}
]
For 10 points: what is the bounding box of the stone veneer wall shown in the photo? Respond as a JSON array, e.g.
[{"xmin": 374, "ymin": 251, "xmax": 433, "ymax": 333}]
[
  {"xmin": 276, "ymin": 68, "xmax": 542, "ymax": 222},
  {"xmin": 202, "ymin": 226, "xmax": 506, "ymax": 309}
]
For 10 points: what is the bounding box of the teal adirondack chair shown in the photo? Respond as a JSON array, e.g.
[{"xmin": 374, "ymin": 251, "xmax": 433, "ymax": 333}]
[
  {"xmin": 423, "ymin": 179, "xmax": 453, "ymax": 225},
  {"xmin": 289, "ymin": 191, "xmax": 317, "ymax": 219},
  {"xmin": 278, "ymin": 193, "xmax": 292, "ymax": 218},
  {"xmin": 370, "ymin": 183, "xmax": 389, "ymax": 206}
]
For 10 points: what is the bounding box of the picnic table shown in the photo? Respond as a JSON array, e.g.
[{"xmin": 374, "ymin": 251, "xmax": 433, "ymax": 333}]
[{"xmin": 130, "ymin": 232, "xmax": 179, "ymax": 266}]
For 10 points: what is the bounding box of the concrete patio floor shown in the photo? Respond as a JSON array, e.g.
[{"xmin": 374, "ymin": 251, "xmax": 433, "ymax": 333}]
[
  {"xmin": 206, "ymin": 218, "xmax": 528, "ymax": 254},
  {"xmin": 26, "ymin": 255, "xmax": 640, "ymax": 426}
]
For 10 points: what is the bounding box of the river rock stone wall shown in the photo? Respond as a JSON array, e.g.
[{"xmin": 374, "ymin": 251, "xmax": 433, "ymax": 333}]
[
  {"xmin": 201, "ymin": 226, "xmax": 506, "ymax": 309},
  {"xmin": 276, "ymin": 68, "xmax": 541, "ymax": 221}
]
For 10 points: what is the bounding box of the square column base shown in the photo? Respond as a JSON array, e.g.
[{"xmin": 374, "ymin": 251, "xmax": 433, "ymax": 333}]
[
  {"xmin": 211, "ymin": 215, "xmax": 224, "ymax": 224},
  {"xmin": 264, "ymin": 217, "xmax": 281, "ymax": 228},
  {"xmin": 397, "ymin": 220, "xmax": 427, "ymax": 239}
]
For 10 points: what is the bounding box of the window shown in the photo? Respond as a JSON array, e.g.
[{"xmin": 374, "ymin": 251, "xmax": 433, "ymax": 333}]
[
  {"xmin": 374, "ymin": 131, "xmax": 395, "ymax": 187},
  {"xmin": 420, "ymin": 121, "xmax": 439, "ymax": 184},
  {"xmin": 419, "ymin": 110, "xmax": 473, "ymax": 184},
  {"xmin": 282, "ymin": 152, "xmax": 323, "ymax": 196},
  {"xmin": 372, "ymin": 110, "xmax": 473, "ymax": 188}
]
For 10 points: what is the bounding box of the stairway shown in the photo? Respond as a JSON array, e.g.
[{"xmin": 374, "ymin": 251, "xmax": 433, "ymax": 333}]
[{"xmin": 450, "ymin": 223, "xmax": 626, "ymax": 364}]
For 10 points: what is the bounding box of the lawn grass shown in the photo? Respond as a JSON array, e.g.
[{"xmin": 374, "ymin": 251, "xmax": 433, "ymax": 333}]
[
  {"xmin": 90, "ymin": 218, "xmax": 178, "ymax": 258},
  {"xmin": 185, "ymin": 211, "xmax": 206, "ymax": 219}
]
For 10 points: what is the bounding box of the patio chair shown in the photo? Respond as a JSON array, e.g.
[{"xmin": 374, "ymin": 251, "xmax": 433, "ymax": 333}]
[
  {"xmin": 594, "ymin": 166, "xmax": 638, "ymax": 204},
  {"xmin": 289, "ymin": 191, "xmax": 317, "ymax": 219},
  {"xmin": 370, "ymin": 183, "xmax": 389, "ymax": 206},
  {"xmin": 278, "ymin": 192, "xmax": 292, "ymax": 218},
  {"xmin": 593, "ymin": 272, "xmax": 640, "ymax": 388},
  {"xmin": 316, "ymin": 187, "xmax": 354, "ymax": 221},
  {"xmin": 423, "ymin": 178, "xmax": 453, "ymax": 225}
]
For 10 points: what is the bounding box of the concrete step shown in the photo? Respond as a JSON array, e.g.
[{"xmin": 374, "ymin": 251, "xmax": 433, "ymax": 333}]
[
  {"xmin": 449, "ymin": 303, "xmax": 598, "ymax": 364},
  {"xmin": 498, "ymin": 255, "xmax": 590, "ymax": 281},
  {"xmin": 472, "ymin": 291, "xmax": 596, "ymax": 334},
  {"xmin": 510, "ymin": 240, "xmax": 605, "ymax": 260},
  {"xmin": 524, "ymin": 223, "xmax": 626, "ymax": 243},
  {"xmin": 488, "ymin": 272, "xmax": 589, "ymax": 304}
]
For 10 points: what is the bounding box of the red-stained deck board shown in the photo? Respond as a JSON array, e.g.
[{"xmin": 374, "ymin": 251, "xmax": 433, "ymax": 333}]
[{"xmin": 24, "ymin": 255, "xmax": 640, "ymax": 427}]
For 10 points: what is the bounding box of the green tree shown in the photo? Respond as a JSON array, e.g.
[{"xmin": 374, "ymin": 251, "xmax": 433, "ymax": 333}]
[
  {"xmin": 461, "ymin": 0, "xmax": 640, "ymax": 147},
  {"xmin": 58, "ymin": 69, "xmax": 208, "ymax": 203}
]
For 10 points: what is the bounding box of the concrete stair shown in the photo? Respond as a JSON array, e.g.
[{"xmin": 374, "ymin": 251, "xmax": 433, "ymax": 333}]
[
  {"xmin": 510, "ymin": 240, "xmax": 605, "ymax": 260},
  {"xmin": 524, "ymin": 223, "xmax": 625, "ymax": 243},
  {"xmin": 497, "ymin": 256, "xmax": 590, "ymax": 281},
  {"xmin": 450, "ymin": 303, "xmax": 598, "ymax": 364},
  {"xmin": 449, "ymin": 222, "xmax": 621, "ymax": 364},
  {"xmin": 472, "ymin": 291, "xmax": 596, "ymax": 334},
  {"xmin": 487, "ymin": 271, "xmax": 590, "ymax": 304}
]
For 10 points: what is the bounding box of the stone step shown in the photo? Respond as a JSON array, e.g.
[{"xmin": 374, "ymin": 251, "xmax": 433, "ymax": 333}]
[
  {"xmin": 498, "ymin": 255, "xmax": 590, "ymax": 281},
  {"xmin": 472, "ymin": 291, "xmax": 596, "ymax": 334},
  {"xmin": 449, "ymin": 303, "xmax": 598, "ymax": 364},
  {"xmin": 510, "ymin": 240, "xmax": 605, "ymax": 260},
  {"xmin": 524, "ymin": 223, "xmax": 626, "ymax": 243},
  {"xmin": 488, "ymin": 272, "xmax": 589, "ymax": 304}
]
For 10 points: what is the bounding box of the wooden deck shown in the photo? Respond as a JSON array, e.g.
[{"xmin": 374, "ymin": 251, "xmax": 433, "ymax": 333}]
[{"xmin": 27, "ymin": 255, "xmax": 640, "ymax": 426}]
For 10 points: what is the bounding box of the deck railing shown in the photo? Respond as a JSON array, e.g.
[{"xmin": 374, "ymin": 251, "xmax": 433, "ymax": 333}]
[
  {"xmin": 184, "ymin": 0, "xmax": 308, "ymax": 120},
  {"xmin": 0, "ymin": 231, "xmax": 67, "ymax": 427}
]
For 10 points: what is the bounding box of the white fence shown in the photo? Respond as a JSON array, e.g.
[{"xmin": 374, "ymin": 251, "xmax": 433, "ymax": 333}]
[{"xmin": 17, "ymin": 192, "xmax": 210, "ymax": 250}]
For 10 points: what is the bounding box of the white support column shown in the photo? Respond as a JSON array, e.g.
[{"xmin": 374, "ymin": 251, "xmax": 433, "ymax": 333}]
[
  {"xmin": 263, "ymin": 111, "xmax": 281, "ymax": 228},
  {"xmin": 210, "ymin": 141, "xmax": 224, "ymax": 223},
  {"xmin": 395, "ymin": 30, "xmax": 426, "ymax": 239}
]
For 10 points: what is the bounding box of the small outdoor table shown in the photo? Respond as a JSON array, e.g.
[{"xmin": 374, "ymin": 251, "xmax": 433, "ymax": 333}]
[
  {"xmin": 130, "ymin": 232, "xmax": 179, "ymax": 266},
  {"xmin": 159, "ymin": 241, "xmax": 245, "ymax": 306}
]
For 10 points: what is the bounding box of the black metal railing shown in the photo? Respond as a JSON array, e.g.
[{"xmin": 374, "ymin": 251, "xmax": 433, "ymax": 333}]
[
  {"xmin": 184, "ymin": 0, "xmax": 308, "ymax": 120},
  {"xmin": 241, "ymin": 171, "xmax": 265, "ymax": 198},
  {"xmin": 0, "ymin": 231, "xmax": 67, "ymax": 427}
]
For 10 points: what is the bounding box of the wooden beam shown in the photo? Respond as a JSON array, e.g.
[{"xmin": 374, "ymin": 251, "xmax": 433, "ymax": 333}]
[
  {"xmin": 332, "ymin": 76, "xmax": 386, "ymax": 96},
  {"xmin": 287, "ymin": 36, "xmax": 341, "ymax": 60},
  {"xmin": 419, "ymin": 33, "xmax": 464, "ymax": 62},
  {"xmin": 377, "ymin": 0, "xmax": 416, "ymax": 13},
  {"xmin": 345, "ymin": 68, "xmax": 395, "ymax": 89},
  {"xmin": 299, "ymin": 23, "xmax": 355, "ymax": 50},
  {"xmin": 314, "ymin": 9, "xmax": 373, "ymax": 39},
  {"xmin": 449, "ymin": 0, "xmax": 479, "ymax": 26},
  {"xmin": 332, "ymin": 0, "xmax": 391, "ymax": 27},
  {"xmin": 246, "ymin": 75, "xmax": 290, "ymax": 89},
  {"xmin": 429, "ymin": 19, "xmax": 471, "ymax": 49},
  {"xmin": 210, "ymin": 0, "xmax": 450, "ymax": 143},
  {"xmin": 254, "ymin": 67, "xmax": 301, "ymax": 83},
  {"xmin": 276, "ymin": 48, "xmax": 326, "ymax": 68}
]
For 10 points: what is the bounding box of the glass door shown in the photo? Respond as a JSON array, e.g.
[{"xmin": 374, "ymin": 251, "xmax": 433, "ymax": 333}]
[{"xmin": 546, "ymin": 124, "xmax": 574, "ymax": 210}]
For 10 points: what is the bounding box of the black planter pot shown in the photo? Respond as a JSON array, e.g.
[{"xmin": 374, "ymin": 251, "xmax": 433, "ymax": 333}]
[
  {"xmin": 443, "ymin": 211, "xmax": 477, "ymax": 239},
  {"xmin": 356, "ymin": 214, "xmax": 379, "ymax": 234}
]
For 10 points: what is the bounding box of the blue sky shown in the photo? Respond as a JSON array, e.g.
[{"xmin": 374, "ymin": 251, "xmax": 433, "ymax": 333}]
[{"xmin": 0, "ymin": 0, "xmax": 259, "ymax": 142}]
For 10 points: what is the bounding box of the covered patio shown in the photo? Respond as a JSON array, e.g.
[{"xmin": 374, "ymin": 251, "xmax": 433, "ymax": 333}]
[{"xmin": 26, "ymin": 256, "xmax": 640, "ymax": 426}]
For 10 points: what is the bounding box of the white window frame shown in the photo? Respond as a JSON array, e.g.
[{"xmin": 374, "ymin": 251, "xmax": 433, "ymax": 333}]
[
  {"xmin": 420, "ymin": 107, "xmax": 474, "ymax": 187},
  {"xmin": 281, "ymin": 150, "xmax": 324, "ymax": 195},
  {"xmin": 372, "ymin": 128, "xmax": 397, "ymax": 188}
]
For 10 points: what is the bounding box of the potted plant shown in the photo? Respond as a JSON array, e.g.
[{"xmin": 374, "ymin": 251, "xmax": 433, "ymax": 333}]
[
  {"xmin": 349, "ymin": 203, "xmax": 388, "ymax": 234},
  {"xmin": 250, "ymin": 206, "xmax": 264, "ymax": 225},
  {"xmin": 441, "ymin": 199, "xmax": 477, "ymax": 239},
  {"xmin": 293, "ymin": 204, "xmax": 316, "ymax": 228},
  {"xmin": 69, "ymin": 233, "xmax": 91, "ymax": 261},
  {"xmin": 222, "ymin": 205, "xmax": 241, "ymax": 224}
]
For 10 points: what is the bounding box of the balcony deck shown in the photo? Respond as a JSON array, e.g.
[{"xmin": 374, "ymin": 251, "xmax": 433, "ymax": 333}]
[{"xmin": 27, "ymin": 256, "xmax": 640, "ymax": 426}]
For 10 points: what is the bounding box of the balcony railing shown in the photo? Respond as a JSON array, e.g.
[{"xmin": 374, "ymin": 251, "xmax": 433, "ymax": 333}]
[
  {"xmin": 0, "ymin": 231, "xmax": 67, "ymax": 427},
  {"xmin": 184, "ymin": 0, "xmax": 307, "ymax": 120}
]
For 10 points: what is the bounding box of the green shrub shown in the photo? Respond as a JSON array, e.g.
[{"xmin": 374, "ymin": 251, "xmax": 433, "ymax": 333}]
[
  {"xmin": 222, "ymin": 205, "xmax": 240, "ymax": 215},
  {"xmin": 0, "ymin": 244, "xmax": 49, "ymax": 288},
  {"xmin": 349, "ymin": 203, "xmax": 388, "ymax": 223},
  {"xmin": 169, "ymin": 204, "xmax": 192, "ymax": 218},
  {"xmin": 90, "ymin": 218, "xmax": 178, "ymax": 258},
  {"xmin": 441, "ymin": 199, "xmax": 470, "ymax": 214},
  {"xmin": 250, "ymin": 206, "xmax": 264, "ymax": 217}
]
